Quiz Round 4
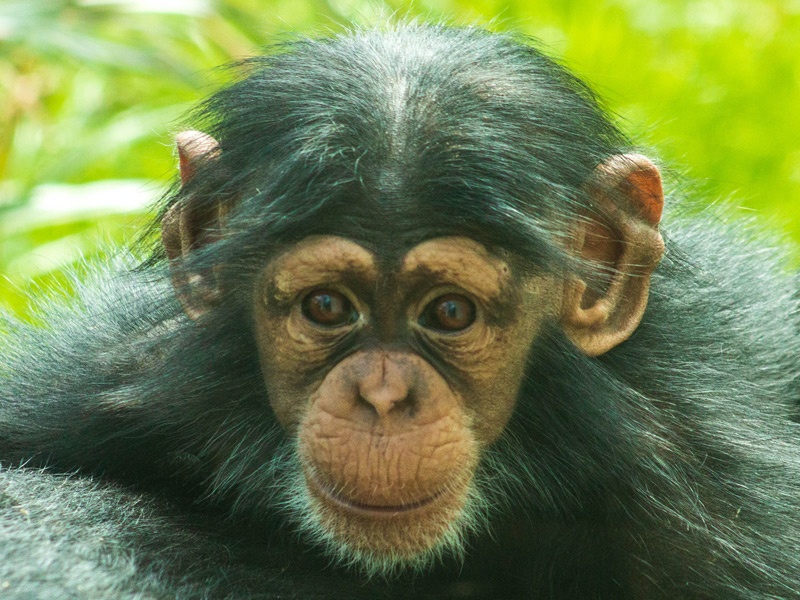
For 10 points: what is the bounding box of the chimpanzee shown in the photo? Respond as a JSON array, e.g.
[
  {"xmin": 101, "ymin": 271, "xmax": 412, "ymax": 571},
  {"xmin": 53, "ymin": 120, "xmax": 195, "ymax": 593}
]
[{"xmin": 1, "ymin": 23, "xmax": 800, "ymax": 600}]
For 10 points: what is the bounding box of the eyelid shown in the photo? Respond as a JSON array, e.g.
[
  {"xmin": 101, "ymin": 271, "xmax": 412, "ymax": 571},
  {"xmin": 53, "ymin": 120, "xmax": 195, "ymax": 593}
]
[
  {"xmin": 265, "ymin": 237, "xmax": 377, "ymax": 302},
  {"xmin": 267, "ymin": 265, "xmax": 377, "ymax": 306}
]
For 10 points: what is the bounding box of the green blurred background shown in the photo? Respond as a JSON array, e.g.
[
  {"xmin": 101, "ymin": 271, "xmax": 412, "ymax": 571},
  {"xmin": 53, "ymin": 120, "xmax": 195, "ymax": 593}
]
[{"xmin": 1, "ymin": 0, "xmax": 799, "ymax": 317}]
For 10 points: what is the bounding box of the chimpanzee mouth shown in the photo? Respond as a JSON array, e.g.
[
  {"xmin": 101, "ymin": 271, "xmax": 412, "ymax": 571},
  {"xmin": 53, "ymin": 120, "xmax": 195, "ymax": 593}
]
[{"xmin": 306, "ymin": 472, "xmax": 443, "ymax": 516}]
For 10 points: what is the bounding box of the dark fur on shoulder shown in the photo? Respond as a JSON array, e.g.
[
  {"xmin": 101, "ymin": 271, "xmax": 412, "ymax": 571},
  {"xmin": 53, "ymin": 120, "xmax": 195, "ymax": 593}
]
[{"xmin": 1, "ymin": 22, "xmax": 799, "ymax": 600}]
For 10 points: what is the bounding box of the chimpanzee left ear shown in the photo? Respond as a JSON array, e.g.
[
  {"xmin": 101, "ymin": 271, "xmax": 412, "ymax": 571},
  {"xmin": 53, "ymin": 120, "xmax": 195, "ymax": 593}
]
[
  {"xmin": 561, "ymin": 154, "xmax": 665, "ymax": 356},
  {"xmin": 162, "ymin": 130, "xmax": 225, "ymax": 320}
]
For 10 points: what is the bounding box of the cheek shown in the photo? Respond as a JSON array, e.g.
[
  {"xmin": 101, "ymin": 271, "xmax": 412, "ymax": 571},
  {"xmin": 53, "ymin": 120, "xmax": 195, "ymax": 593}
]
[
  {"xmin": 459, "ymin": 344, "xmax": 529, "ymax": 443},
  {"xmin": 444, "ymin": 320, "xmax": 548, "ymax": 444},
  {"xmin": 479, "ymin": 279, "xmax": 560, "ymax": 441},
  {"xmin": 251, "ymin": 307, "xmax": 327, "ymax": 429}
]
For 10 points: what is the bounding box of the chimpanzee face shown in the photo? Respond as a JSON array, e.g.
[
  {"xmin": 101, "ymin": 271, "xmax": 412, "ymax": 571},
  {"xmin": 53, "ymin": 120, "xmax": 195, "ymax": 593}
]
[{"xmin": 251, "ymin": 234, "xmax": 555, "ymax": 570}]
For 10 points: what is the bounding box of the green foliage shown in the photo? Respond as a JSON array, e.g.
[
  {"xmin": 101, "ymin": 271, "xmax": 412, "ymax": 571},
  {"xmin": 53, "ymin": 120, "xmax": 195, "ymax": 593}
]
[{"xmin": 1, "ymin": 0, "xmax": 799, "ymax": 316}]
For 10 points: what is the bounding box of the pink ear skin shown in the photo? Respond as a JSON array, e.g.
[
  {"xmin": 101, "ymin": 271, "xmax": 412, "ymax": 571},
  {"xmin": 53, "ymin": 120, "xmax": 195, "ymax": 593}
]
[
  {"xmin": 594, "ymin": 153, "xmax": 664, "ymax": 226},
  {"xmin": 176, "ymin": 131, "xmax": 221, "ymax": 185},
  {"xmin": 162, "ymin": 131, "xmax": 225, "ymax": 321},
  {"xmin": 561, "ymin": 154, "xmax": 665, "ymax": 357}
]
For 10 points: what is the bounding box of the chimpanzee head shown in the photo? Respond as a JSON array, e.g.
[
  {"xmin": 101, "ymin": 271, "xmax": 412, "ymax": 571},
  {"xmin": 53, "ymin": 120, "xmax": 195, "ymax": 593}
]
[{"xmin": 160, "ymin": 25, "xmax": 664, "ymax": 575}]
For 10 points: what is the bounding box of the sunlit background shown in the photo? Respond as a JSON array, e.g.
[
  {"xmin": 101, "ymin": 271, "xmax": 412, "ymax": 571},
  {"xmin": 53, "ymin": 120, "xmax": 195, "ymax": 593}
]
[{"xmin": 1, "ymin": 0, "xmax": 799, "ymax": 317}]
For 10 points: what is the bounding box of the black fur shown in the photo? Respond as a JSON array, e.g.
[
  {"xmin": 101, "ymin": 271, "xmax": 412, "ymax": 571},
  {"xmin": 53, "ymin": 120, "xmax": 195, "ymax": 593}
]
[{"xmin": 1, "ymin": 23, "xmax": 799, "ymax": 599}]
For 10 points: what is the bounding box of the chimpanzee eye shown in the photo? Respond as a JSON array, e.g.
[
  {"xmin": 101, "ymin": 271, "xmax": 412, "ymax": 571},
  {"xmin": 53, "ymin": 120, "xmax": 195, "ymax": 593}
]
[
  {"xmin": 301, "ymin": 289, "xmax": 357, "ymax": 327},
  {"xmin": 420, "ymin": 294, "xmax": 476, "ymax": 332}
]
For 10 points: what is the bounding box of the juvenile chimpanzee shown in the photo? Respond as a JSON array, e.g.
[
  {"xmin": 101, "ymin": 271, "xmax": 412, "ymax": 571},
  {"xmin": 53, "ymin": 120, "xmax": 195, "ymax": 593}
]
[{"xmin": 2, "ymin": 23, "xmax": 800, "ymax": 600}]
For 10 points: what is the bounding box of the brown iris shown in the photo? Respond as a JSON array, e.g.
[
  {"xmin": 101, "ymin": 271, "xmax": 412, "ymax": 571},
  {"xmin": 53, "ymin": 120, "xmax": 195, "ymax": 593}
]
[
  {"xmin": 421, "ymin": 294, "xmax": 476, "ymax": 332},
  {"xmin": 302, "ymin": 289, "xmax": 357, "ymax": 327}
]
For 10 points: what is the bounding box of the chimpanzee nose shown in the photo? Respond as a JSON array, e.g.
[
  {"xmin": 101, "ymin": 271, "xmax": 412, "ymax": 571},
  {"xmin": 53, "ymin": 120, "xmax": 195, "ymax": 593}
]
[{"xmin": 356, "ymin": 354, "xmax": 417, "ymax": 419}]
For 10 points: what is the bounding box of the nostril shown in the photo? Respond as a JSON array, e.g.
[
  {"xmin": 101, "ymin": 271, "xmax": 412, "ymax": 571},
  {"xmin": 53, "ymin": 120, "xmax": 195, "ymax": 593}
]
[
  {"xmin": 355, "ymin": 391, "xmax": 380, "ymax": 417},
  {"xmin": 395, "ymin": 393, "xmax": 417, "ymax": 418}
]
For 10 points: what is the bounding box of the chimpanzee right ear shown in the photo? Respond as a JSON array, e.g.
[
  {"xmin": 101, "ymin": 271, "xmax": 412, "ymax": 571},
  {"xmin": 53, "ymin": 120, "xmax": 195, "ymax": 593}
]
[{"xmin": 162, "ymin": 131, "xmax": 225, "ymax": 320}]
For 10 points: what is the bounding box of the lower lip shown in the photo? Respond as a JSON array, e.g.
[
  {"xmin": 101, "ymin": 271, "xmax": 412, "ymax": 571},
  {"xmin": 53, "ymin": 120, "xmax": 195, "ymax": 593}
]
[{"xmin": 307, "ymin": 473, "xmax": 442, "ymax": 517}]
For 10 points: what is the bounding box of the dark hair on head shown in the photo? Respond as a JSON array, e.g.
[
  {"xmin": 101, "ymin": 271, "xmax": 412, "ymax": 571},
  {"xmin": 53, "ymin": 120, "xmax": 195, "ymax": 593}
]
[{"xmin": 148, "ymin": 23, "xmax": 629, "ymax": 275}]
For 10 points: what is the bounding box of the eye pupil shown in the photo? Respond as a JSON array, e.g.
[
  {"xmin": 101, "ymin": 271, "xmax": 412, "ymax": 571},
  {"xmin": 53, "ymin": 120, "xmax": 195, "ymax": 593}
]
[
  {"xmin": 302, "ymin": 290, "xmax": 356, "ymax": 327},
  {"xmin": 422, "ymin": 294, "xmax": 475, "ymax": 332},
  {"xmin": 319, "ymin": 296, "xmax": 333, "ymax": 312},
  {"xmin": 443, "ymin": 301, "xmax": 459, "ymax": 318}
]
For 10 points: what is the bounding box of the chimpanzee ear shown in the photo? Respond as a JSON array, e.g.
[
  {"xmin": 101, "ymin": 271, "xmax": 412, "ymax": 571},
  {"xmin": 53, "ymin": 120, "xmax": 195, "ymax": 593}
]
[
  {"xmin": 162, "ymin": 130, "xmax": 225, "ymax": 320},
  {"xmin": 561, "ymin": 154, "xmax": 665, "ymax": 356}
]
